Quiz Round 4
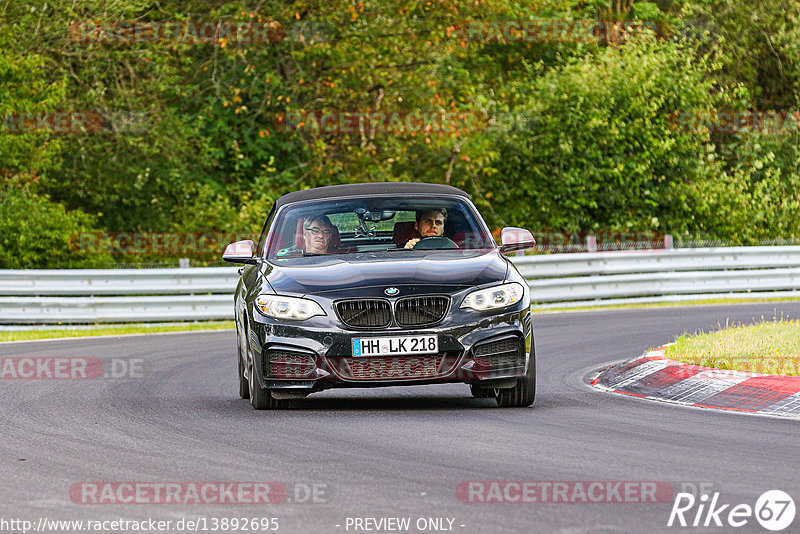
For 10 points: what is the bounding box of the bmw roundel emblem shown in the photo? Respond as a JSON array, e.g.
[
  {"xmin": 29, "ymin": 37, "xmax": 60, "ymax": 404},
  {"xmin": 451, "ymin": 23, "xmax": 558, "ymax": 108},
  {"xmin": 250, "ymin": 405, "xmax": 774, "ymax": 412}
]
[{"xmin": 385, "ymin": 287, "xmax": 399, "ymax": 296}]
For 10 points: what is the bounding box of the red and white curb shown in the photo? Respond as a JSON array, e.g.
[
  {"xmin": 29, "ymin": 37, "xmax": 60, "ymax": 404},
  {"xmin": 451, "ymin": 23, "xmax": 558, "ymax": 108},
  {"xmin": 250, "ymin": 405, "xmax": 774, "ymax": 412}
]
[{"xmin": 591, "ymin": 346, "xmax": 800, "ymax": 418}]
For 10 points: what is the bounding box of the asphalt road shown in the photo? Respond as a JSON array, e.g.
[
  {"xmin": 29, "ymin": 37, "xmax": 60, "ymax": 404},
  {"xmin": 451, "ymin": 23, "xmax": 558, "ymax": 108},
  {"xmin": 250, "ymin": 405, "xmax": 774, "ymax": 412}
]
[{"xmin": 2, "ymin": 303, "xmax": 800, "ymax": 534}]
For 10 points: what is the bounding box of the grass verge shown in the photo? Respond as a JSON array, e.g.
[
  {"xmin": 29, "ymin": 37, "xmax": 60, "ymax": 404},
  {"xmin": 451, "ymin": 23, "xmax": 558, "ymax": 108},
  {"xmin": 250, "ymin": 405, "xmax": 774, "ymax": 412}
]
[
  {"xmin": 0, "ymin": 321, "xmax": 235, "ymax": 342},
  {"xmin": 663, "ymin": 318, "xmax": 800, "ymax": 376}
]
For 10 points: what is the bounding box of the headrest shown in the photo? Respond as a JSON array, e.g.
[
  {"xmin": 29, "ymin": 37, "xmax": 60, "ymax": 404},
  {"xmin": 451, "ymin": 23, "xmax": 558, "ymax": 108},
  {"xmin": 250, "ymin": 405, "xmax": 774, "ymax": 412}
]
[{"xmin": 392, "ymin": 221, "xmax": 420, "ymax": 246}]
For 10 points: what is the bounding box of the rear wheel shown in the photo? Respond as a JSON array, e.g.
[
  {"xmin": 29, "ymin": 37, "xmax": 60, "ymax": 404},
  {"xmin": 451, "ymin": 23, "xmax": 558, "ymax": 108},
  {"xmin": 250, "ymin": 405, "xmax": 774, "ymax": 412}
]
[
  {"xmin": 470, "ymin": 384, "xmax": 497, "ymax": 398},
  {"xmin": 248, "ymin": 355, "xmax": 289, "ymax": 410},
  {"xmin": 496, "ymin": 345, "xmax": 536, "ymax": 408}
]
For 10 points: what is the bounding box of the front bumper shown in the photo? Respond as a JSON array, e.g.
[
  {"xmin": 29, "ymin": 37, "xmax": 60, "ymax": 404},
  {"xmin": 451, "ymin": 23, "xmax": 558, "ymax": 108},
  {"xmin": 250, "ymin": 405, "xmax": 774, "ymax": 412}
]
[{"xmin": 249, "ymin": 306, "xmax": 533, "ymax": 392}]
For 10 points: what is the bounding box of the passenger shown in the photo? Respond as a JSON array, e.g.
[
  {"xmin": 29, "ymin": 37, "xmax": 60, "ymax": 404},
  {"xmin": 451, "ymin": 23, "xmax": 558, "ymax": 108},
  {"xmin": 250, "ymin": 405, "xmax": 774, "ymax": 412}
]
[
  {"xmin": 302, "ymin": 215, "xmax": 336, "ymax": 254},
  {"xmin": 276, "ymin": 215, "xmax": 336, "ymax": 256},
  {"xmin": 404, "ymin": 208, "xmax": 447, "ymax": 249}
]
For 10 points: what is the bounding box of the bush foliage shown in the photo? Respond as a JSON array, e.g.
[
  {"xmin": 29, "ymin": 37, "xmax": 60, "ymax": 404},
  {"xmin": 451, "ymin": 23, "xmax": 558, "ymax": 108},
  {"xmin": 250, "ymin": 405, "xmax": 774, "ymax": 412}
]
[{"xmin": 1, "ymin": 0, "xmax": 799, "ymax": 266}]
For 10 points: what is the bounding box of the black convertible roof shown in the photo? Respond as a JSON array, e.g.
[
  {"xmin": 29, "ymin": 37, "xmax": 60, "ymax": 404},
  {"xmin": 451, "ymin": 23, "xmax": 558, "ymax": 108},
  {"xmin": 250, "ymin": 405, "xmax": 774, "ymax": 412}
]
[{"xmin": 275, "ymin": 182, "xmax": 470, "ymax": 207}]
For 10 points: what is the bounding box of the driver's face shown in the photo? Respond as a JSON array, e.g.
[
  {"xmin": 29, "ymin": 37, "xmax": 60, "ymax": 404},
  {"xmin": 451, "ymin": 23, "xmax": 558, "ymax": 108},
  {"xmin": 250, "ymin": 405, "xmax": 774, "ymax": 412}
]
[{"xmin": 415, "ymin": 211, "xmax": 445, "ymax": 237}]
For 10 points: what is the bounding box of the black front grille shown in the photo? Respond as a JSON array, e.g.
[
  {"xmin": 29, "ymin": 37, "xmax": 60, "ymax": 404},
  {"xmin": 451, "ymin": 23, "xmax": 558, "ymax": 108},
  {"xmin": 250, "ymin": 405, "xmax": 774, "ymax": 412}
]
[
  {"xmin": 395, "ymin": 296, "xmax": 449, "ymax": 326},
  {"xmin": 336, "ymin": 299, "xmax": 391, "ymax": 328}
]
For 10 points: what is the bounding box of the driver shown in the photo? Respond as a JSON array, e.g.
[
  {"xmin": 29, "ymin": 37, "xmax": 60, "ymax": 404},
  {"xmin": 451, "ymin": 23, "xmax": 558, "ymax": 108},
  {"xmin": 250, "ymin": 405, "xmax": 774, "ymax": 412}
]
[{"xmin": 404, "ymin": 208, "xmax": 447, "ymax": 249}]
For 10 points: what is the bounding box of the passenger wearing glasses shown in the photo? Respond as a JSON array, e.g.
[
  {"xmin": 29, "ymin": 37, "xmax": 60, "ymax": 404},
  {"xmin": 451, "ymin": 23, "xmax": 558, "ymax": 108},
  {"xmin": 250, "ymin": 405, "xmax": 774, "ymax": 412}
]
[
  {"xmin": 302, "ymin": 215, "xmax": 336, "ymax": 254},
  {"xmin": 275, "ymin": 215, "xmax": 337, "ymax": 256}
]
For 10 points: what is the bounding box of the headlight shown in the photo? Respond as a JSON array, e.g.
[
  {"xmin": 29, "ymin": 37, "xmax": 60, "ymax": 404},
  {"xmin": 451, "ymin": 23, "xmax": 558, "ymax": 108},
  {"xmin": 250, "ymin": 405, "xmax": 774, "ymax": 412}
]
[
  {"xmin": 460, "ymin": 282, "xmax": 525, "ymax": 311},
  {"xmin": 255, "ymin": 295, "xmax": 326, "ymax": 320}
]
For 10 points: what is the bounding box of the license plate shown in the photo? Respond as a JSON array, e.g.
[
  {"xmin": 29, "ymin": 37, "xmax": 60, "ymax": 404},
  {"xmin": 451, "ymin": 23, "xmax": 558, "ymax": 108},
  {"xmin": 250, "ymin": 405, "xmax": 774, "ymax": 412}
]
[{"xmin": 352, "ymin": 335, "xmax": 438, "ymax": 356}]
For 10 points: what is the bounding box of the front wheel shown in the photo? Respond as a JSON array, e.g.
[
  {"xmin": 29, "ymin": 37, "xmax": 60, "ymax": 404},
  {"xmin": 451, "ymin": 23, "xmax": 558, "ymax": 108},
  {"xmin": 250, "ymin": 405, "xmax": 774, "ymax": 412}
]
[
  {"xmin": 496, "ymin": 346, "xmax": 536, "ymax": 408},
  {"xmin": 248, "ymin": 357, "xmax": 289, "ymax": 410},
  {"xmin": 237, "ymin": 329, "xmax": 249, "ymax": 399}
]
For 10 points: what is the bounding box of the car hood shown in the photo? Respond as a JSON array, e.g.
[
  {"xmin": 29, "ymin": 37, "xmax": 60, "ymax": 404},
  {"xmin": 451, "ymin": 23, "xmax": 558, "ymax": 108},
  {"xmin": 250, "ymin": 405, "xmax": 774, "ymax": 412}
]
[{"xmin": 265, "ymin": 250, "xmax": 508, "ymax": 296}]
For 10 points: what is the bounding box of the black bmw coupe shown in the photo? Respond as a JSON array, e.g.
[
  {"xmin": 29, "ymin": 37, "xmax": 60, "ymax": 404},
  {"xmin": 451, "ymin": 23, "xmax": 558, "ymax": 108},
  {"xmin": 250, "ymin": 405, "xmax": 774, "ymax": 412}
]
[{"xmin": 223, "ymin": 183, "xmax": 536, "ymax": 409}]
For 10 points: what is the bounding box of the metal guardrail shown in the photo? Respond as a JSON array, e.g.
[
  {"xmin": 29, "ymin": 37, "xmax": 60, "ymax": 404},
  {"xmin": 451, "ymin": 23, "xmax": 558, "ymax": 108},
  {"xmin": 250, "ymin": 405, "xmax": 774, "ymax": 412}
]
[
  {"xmin": 0, "ymin": 267, "xmax": 238, "ymax": 296},
  {"xmin": 0, "ymin": 295, "xmax": 233, "ymax": 323},
  {"xmin": 0, "ymin": 268, "xmax": 239, "ymax": 323},
  {"xmin": 516, "ymin": 246, "xmax": 800, "ymax": 308},
  {"xmin": 1, "ymin": 246, "xmax": 800, "ymax": 323}
]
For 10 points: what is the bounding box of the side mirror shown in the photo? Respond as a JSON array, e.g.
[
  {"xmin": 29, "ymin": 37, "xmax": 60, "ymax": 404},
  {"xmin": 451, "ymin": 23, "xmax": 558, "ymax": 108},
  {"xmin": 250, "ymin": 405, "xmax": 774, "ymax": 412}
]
[
  {"xmin": 222, "ymin": 239, "xmax": 258, "ymax": 264},
  {"xmin": 499, "ymin": 227, "xmax": 536, "ymax": 253}
]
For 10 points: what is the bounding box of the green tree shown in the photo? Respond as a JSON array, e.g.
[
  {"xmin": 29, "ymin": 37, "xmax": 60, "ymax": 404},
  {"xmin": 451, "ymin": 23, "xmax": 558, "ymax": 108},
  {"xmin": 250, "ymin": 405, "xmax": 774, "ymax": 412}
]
[{"xmin": 484, "ymin": 37, "xmax": 748, "ymax": 238}]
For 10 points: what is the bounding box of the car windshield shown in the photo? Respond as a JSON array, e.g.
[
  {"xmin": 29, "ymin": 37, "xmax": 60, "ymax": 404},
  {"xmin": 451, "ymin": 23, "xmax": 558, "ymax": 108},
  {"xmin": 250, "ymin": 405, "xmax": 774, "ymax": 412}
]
[{"xmin": 265, "ymin": 195, "xmax": 495, "ymax": 259}]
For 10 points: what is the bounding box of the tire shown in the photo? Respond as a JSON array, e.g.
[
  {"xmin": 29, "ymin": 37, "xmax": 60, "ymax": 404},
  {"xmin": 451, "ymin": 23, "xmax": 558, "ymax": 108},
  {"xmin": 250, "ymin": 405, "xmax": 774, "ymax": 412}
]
[
  {"xmin": 248, "ymin": 354, "xmax": 289, "ymax": 410},
  {"xmin": 470, "ymin": 384, "xmax": 497, "ymax": 398},
  {"xmin": 496, "ymin": 345, "xmax": 536, "ymax": 408},
  {"xmin": 237, "ymin": 329, "xmax": 249, "ymax": 399}
]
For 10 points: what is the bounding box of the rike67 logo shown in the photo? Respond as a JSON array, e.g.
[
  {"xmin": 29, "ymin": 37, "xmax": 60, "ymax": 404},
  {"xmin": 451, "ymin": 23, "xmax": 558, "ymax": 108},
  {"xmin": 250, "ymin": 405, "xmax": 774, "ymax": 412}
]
[{"xmin": 668, "ymin": 490, "xmax": 795, "ymax": 531}]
